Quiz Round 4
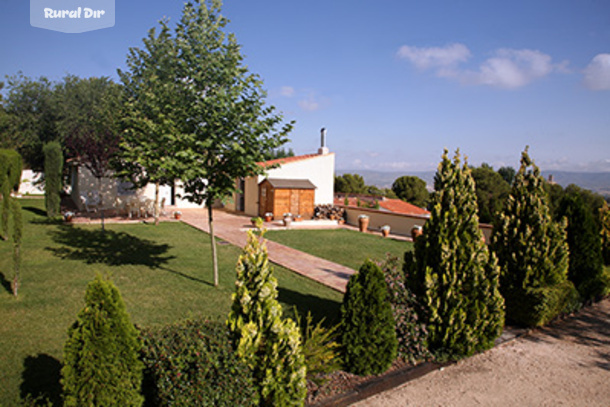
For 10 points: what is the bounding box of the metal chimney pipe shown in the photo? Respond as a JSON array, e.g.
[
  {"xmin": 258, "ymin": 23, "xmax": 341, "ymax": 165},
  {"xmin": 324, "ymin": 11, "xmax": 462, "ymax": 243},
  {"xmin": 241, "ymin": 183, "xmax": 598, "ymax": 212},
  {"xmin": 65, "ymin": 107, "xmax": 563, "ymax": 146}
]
[{"xmin": 321, "ymin": 127, "xmax": 327, "ymax": 148}]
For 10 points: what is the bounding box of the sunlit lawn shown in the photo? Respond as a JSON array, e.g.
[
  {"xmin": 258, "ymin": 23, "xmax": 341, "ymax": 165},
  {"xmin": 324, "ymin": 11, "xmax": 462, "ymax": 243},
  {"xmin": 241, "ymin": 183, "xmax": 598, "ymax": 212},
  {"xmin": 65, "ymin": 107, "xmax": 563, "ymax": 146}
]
[
  {"xmin": 0, "ymin": 199, "xmax": 342, "ymax": 406},
  {"xmin": 265, "ymin": 228, "xmax": 414, "ymax": 271}
]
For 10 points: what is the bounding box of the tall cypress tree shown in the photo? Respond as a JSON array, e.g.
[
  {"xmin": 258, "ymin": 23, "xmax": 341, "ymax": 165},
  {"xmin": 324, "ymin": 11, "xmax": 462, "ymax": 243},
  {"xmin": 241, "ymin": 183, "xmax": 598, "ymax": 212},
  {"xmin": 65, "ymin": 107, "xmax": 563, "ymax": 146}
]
[
  {"xmin": 227, "ymin": 230, "xmax": 307, "ymax": 406},
  {"xmin": 493, "ymin": 148, "xmax": 578, "ymax": 326},
  {"xmin": 405, "ymin": 149, "xmax": 504, "ymax": 359},
  {"xmin": 61, "ymin": 274, "xmax": 144, "ymax": 406},
  {"xmin": 43, "ymin": 141, "xmax": 63, "ymax": 217},
  {"xmin": 557, "ymin": 192, "xmax": 608, "ymax": 301}
]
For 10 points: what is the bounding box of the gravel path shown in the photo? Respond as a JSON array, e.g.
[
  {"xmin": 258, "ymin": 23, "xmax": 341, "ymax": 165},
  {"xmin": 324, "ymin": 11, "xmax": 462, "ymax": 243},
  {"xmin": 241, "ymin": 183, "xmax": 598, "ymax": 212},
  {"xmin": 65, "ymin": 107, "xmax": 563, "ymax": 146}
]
[{"xmin": 354, "ymin": 298, "xmax": 610, "ymax": 407}]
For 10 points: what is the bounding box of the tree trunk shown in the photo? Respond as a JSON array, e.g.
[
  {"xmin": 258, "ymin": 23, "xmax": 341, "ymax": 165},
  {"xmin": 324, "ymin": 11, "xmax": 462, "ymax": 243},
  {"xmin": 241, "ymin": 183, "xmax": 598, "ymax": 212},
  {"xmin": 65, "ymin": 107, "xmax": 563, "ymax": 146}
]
[
  {"xmin": 208, "ymin": 201, "xmax": 219, "ymax": 287},
  {"xmin": 154, "ymin": 182, "xmax": 160, "ymax": 226}
]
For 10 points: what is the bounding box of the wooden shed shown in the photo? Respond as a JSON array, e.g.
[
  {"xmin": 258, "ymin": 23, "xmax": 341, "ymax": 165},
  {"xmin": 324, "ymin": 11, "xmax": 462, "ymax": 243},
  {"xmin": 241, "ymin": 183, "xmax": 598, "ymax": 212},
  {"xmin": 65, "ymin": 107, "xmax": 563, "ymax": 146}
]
[{"xmin": 258, "ymin": 178, "xmax": 316, "ymax": 219}]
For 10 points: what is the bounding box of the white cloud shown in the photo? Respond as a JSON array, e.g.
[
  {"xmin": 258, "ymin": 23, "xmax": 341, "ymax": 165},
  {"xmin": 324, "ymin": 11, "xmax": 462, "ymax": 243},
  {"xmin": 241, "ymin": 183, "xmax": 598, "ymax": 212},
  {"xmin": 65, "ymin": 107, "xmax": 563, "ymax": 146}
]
[
  {"xmin": 398, "ymin": 43, "xmax": 561, "ymax": 89},
  {"xmin": 582, "ymin": 53, "xmax": 610, "ymax": 90},
  {"xmin": 279, "ymin": 86, "xmax": 295, "ymax": 97},
  {"xmin": 396, "ymin": 43, "xmax": 471, "ymax": 69},
  {"xmin": 467, "ymin": 49, "xmax": 554, "ymax": 89},
  {"xmin": 298, "ymin": 97, "xmax": 320, "ymax": 111}
]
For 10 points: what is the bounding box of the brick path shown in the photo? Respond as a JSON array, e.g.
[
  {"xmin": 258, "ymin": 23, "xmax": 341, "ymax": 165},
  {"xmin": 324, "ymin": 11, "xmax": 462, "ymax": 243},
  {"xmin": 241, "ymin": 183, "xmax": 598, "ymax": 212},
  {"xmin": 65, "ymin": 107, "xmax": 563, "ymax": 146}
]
[{"xmin": 179, "ymin": 208, "xmax": 357, "ymax": 292}]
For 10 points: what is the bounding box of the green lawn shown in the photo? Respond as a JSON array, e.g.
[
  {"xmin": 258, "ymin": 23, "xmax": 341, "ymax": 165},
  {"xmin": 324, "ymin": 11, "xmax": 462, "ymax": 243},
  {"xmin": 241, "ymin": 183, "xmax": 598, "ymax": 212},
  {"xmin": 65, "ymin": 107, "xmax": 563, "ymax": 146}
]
[
  {"xmin": 0, "ymin": 199, "xmax": 342, "ymax": 406},
  {"xmin": 265, "ymin": 228, "xmax": 413, "ymax": 270}
]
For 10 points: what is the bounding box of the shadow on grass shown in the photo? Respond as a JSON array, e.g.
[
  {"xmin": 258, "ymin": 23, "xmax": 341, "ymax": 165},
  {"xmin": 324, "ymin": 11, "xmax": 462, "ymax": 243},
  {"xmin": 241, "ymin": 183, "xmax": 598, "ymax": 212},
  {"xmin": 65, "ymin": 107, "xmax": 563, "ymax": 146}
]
[
  {"xmin": 46, "ymin": 225, "xmax": 213, "ymax": 286},
  {"xmin": 47, "ymin": 225, "xmax": 175, "ymax": 268},
  {"xmin": 20, "ymin": 353, "xmax": 62, "ymax": 406},
  {"xmin": 0, "ymin": 271, "xmax": 12, "ymax": 294},
  {"xmin": 22, "ymin": 206, "xmax": 47, "ymax": 217},
  {"xmin": 278, "ymin": 287, "xmax": 342, "ymax": 327}
]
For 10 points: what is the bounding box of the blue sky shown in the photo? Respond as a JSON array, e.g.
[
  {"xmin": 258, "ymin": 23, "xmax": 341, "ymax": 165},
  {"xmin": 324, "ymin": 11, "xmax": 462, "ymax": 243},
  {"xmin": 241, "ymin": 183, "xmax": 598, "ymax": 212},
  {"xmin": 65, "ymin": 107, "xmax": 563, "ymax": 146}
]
[{"xmin": 1, "ymin": 0, "xmax": 609, "ymax": 173}]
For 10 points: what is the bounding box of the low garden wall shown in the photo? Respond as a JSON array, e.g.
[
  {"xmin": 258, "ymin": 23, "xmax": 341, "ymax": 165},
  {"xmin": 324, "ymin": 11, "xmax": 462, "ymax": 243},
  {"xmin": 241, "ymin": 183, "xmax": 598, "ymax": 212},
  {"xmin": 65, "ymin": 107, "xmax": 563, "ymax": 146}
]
[{"xmin": 341, "ymin": 205, "xmax": 493, "ymax": 242}]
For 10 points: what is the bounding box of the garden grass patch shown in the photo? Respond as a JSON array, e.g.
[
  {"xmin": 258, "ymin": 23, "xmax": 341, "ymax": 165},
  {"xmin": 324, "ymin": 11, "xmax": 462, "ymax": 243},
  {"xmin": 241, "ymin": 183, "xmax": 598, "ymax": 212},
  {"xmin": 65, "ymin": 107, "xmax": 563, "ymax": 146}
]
[{"xmin": 0, "ymin": 199, "xmax": 342, "ymax": 405}]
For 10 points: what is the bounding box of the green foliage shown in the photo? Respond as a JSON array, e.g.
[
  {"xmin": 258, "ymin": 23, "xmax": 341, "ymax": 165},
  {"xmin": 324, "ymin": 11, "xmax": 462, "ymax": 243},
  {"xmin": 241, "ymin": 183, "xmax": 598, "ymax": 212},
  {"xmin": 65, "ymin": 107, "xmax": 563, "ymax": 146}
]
[
  {"xmin": 1, "ymin": 74, "xmax": 60, "ymax": 170},
  {"xmin": 43, "ymin": 142, "xmax": 63, "ymax": 217},
  {"xmin": 1, "ymin": 173, "xmax": 9, "ymax": 240},
  {"xmin": 601, "ymin": 202, "xmax": 610, "ymax": 266},
  {"xmin": 118, "ymin": 19, "xmax": 184, "ymax": 226},
  {"xmin": 493, "ymin": 148, "xmax": 578, "ymax": 327},
  {"xmin": 557, "ymin": 192, "xmax": 608, "ymax": 300},
  {"xmin": 471, "ymin": 163, "xmax": 510, "ymax": 224},
  {"xmin": 265, "ymin": 147, "xmax": 295, "ymax": 160},
  {"xmin": 334, "ymin": 173, "xmax": 366, "ymax": 194},
  {"xmin": 11, "ymin": 198, "xmax": 22, "ymax": 296},
  {"xmin": 391, "ymin": 175, "xmax": 429, "ymax": 208},
  {"xmin": 227, "ymin": 230, "xmax": 307, "ymax": 406},
  {"xmin": 61, "ymin": 274, "xmax": 144, "ymax": 407},
  {"xmin": 380, "ymin": 256, "xmax": 430, "ymax": 363},
  {"xmin": 405, "ymin": 150, "xmax": 504, "ymax": 359},
  {"xmin": 0, "ymin": 148, "xmax": 23, "ymax": 191},
  {"xmin": 296, "ymin": 311, "xmax": 342, "ymax": 385},
  {"xmin": 140, "ymin": 318, "xmax": 256, "ymax": 407},
  {"xmin": 341, "ymin": 259, "xmax": 397, "ymax": 375},
  {"xmin": 497, "ymin": 166, "xmax": 516, "ymax": 185}
]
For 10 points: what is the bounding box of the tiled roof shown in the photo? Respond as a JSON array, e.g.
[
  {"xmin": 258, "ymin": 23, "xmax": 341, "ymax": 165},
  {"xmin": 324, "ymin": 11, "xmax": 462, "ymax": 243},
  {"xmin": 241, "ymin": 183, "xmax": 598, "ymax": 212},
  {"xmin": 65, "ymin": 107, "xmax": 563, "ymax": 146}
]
[
  {"xmin": 257, "ymin": 154, "xmax": 320, "ymax": 168},
  {"xmin": 335, "ymin": 196, "xmax": 430, "ymax": 216}
]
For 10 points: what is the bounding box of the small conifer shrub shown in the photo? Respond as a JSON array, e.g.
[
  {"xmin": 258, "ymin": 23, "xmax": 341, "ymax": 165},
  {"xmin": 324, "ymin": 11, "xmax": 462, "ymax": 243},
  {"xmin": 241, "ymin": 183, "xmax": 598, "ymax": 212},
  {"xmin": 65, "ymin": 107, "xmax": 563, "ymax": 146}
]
[
  {"xmin": 227, "ymin": 230, "xmax": 307, "ymax": 406},
  {"xmin": 61, "ymin": 274, "xmax": 144, "ymax": 407},
  {"xmin": 493, "ymin": 148, "xmax": 579, "ymax": 326},
  {"xmin": 404, "ymin": 150, "xmax": 504, "ymax": 359},
  {"xmin": 341, "ymin": 259, "xmax": 397, "ymax": 375}
]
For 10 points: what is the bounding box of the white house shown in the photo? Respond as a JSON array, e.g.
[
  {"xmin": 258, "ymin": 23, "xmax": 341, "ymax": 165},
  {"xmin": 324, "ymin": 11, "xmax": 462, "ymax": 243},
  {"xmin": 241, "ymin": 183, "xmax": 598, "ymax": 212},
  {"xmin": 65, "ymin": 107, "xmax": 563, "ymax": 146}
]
[{"xmin": 224, "ymin": 130, "xmax": 335, "ymax": 219}]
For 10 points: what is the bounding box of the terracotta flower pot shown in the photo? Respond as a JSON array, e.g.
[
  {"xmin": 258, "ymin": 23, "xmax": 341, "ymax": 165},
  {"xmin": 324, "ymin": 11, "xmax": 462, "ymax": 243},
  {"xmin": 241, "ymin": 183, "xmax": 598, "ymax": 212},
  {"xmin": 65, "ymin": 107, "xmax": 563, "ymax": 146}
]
[
  {"xmin": 411, "ymin": 226, "xmax": 423, "ymax": 240},
  {"xmin": 382, "ymin": 228, "xmax": 390, "ymax": 237},
  {"xmin": 359, "ymin": 217, "xmax": 369, "ymax": 232}
]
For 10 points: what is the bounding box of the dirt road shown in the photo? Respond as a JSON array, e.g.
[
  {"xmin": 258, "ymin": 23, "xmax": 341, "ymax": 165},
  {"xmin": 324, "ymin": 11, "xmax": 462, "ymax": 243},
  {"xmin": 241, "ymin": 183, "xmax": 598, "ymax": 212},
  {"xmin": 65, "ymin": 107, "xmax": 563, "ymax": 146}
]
[{"xmin": 354, "ymin": 299, "xmax": 610, "ymax": 407}]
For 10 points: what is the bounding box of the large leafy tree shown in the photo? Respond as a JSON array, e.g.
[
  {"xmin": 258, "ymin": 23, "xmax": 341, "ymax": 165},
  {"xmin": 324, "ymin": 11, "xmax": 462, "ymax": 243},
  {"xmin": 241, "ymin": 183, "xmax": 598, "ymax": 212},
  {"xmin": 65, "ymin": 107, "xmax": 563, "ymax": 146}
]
[
  {"xmin": 334, "ymin": 173, "xmax": 366, "ymax": 194},
  {"xmin": 118, "ymin": 20, "xmax": 185, "ymax": 225},
  {"xmin": 492, "ymin": 148, "xmax": 578, "ymax": 327},
  {"xmin": 1, "ymin": 74, "xmax": 60, "ymax": 170},
  {"xmin": 57, "ymin": 76, "xmax": 123, "ymax": 228},
  {"xmin": 404, "ymin": 150, "xmax": 504, "ymax": 359},
  {"xmin": 391, "ymin": 175, "xmax": 429, "ymax": 208},
  {"xmin": 171, "ymin": 0, "xmax": 291, "ymax": 286},
  {"xmin": 471, "ymin": 163, "xmax": 510, "ymax": 224}
]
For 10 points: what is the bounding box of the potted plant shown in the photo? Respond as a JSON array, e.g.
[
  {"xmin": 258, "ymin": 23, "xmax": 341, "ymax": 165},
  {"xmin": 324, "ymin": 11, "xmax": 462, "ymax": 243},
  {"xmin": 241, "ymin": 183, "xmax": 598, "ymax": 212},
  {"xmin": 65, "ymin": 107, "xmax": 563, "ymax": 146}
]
[
  {"xmin": 411, "ymin": 225, "xmax": 423, "ymax": 240},
  {"xmin": 358, "ymin": 214, "xmax": 369, "ymax": 232},
  {"xmin": 283, "ymin": 213, "xmax": 293, "ymax": 227},
  {"xmin": 64, "ymin": 211, "xmax": 75, "ymax": 222},
  {"xmin": 264, "ymin": 212, "xmax": 273, "ymax": 222},
  {"xmin": 174, "ymin": 211, "xmax": 182, "ymax": 220},
  {"xmin": 381, "ymin": 225, "xmax": 391, "ymax": 237}
]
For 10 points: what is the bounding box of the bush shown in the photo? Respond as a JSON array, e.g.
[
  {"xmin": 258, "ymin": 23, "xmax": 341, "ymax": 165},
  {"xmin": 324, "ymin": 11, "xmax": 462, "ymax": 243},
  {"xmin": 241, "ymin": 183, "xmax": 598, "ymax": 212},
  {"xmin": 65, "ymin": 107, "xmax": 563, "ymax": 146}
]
[
  {"xmin": 296, "ymin": 311, "xmax": 342, "ymax": 385},
  {"xmin": 1, "ymin": 173, "xmax": 9, "ymax": 240},
  {"xmin": 341, "ymin": 259, "xmax": 397, "ymax": 375},
  {"xmin": 405, "ymin": 150, "xmax": 504, "ymax": 359},
  {"xmin": 558, "ymin": 192, "xmax": 608, "ymax": 301},
  {"xmin": 43, "ymin": 142, "xmax": 63, "ymax": 218},
  {"xmin": 140, "ymin": 319, "xmax": 256, "ymax": 406},
  {"xmin": 61, "ymin": 274, "xmax": 144, "ymax": 407},
  {"xmin": 0, "ymin": 148, "xmax": 23, "ymax": 192},
  {"xmin": 227, "ymin": 230, "xmax": 307, "ymax": 406},
  {"xmin": 11, "ymin": 199, "xmax": 22, "ymax": 296},
  {"xmin": 380, "ymin": 256, "xmax": 430, "ymax": 363},
  {"xmin": 493, "ymin": 148, "xmax": 578, "ymax": 327},
  {"xmin": 599, "ymin": 202, "xmax": 610, "ymax": 266}
]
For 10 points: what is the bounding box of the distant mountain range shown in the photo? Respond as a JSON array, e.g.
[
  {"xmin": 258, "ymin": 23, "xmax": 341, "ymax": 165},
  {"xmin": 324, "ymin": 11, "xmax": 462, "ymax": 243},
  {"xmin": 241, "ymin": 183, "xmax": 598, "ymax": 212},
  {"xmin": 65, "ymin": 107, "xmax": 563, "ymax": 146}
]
[{"xmin": 337, "ymin": 169, "xmax": 610, "ymax": 197}]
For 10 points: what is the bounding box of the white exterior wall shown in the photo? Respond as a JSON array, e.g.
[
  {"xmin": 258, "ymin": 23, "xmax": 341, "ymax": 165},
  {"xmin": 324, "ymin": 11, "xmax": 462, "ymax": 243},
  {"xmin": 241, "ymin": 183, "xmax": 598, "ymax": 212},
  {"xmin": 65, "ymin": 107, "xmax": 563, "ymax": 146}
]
[
  {"xmin": 258, "ymin": 152, "xmax": 335, "ymax": 205},
  {"xmin": 226, "ymin": 153, "xmax": 335, "ymax": 217}
]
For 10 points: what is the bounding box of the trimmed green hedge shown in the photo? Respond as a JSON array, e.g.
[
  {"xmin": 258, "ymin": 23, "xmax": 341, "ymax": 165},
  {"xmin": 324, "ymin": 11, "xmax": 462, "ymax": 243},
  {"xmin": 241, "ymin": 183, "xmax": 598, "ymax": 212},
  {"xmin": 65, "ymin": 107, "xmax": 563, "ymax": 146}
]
[
  {"xmin": 140, "ymin": 319, "xmax": 256, "ymax": 407},
  {"xmin": 0, "ymin": 149, "xmax": 23, "ymax": 192}
]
